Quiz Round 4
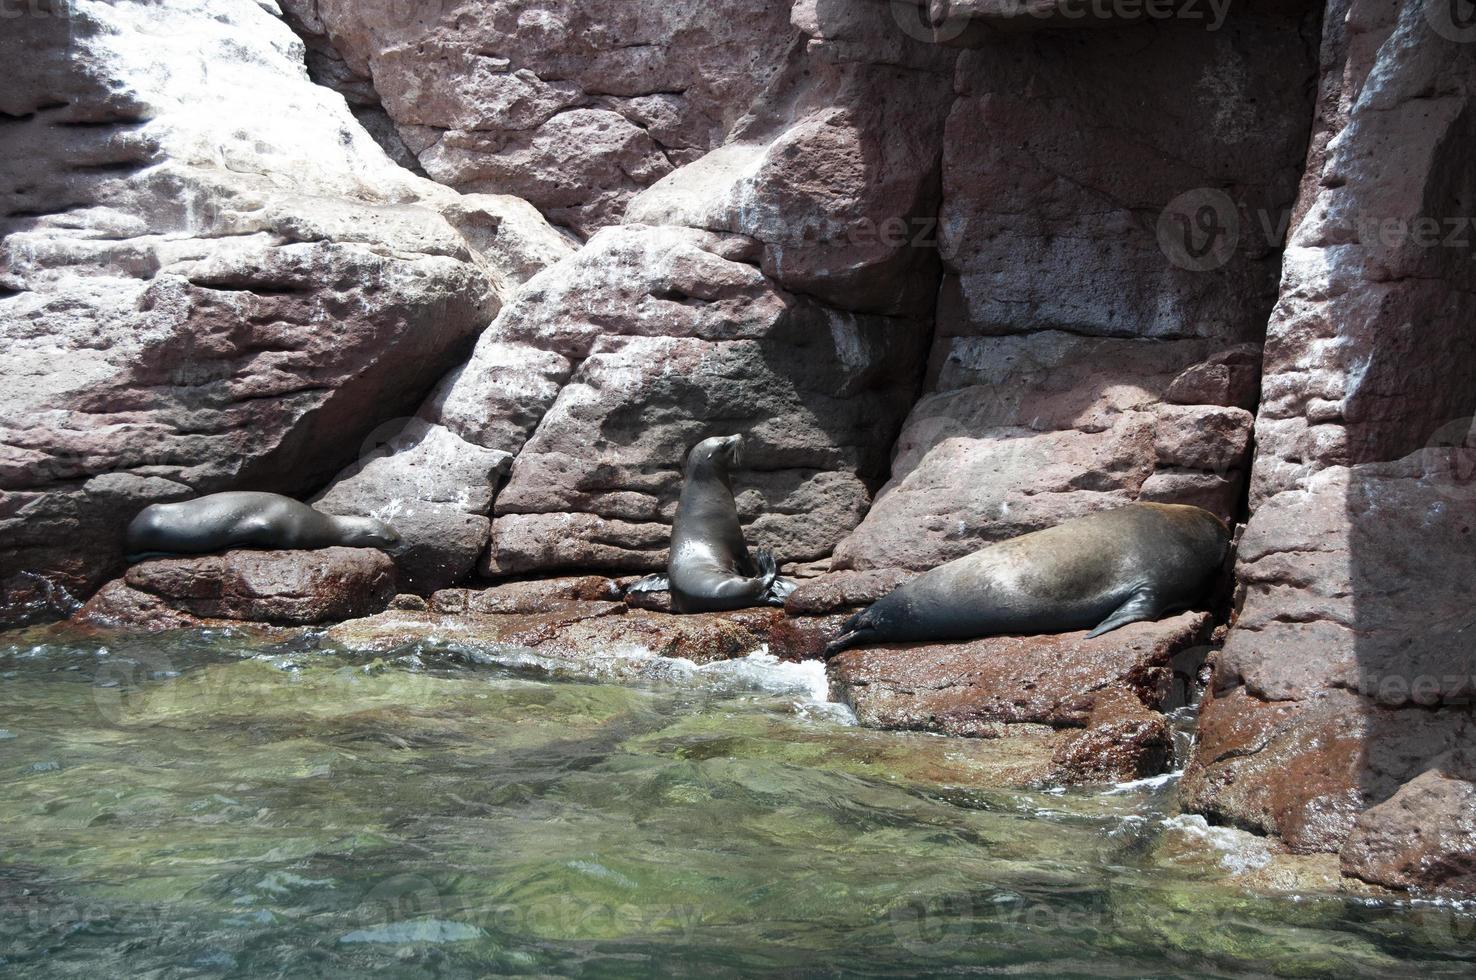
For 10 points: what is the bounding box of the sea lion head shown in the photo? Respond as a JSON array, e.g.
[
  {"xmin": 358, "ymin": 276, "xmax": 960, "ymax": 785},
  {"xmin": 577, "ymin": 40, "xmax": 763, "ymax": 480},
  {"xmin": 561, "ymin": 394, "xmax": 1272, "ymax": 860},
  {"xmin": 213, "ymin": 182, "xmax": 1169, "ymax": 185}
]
[
  {"xmin": 335, "ymin": 515, "xmax": 402, "ymax": 550},
  {"xmin": 686, "ymin": 434, "xmax": 742, "ymax": 476}
]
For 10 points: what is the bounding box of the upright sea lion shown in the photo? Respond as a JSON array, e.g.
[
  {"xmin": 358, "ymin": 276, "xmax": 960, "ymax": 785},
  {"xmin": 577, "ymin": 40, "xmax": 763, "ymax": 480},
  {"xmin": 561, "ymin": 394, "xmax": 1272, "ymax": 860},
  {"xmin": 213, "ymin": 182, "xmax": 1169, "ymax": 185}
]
[
  {"xmin": 631, "ymin": 435, "xmax": 796, "ymax": 612},
  {"xmin": 125, "ymin": 491, "xmax": 401, "ymax": 561},
  {"xmin": 824, "ymin": 503, "xmax": 1230, "ymax": 656}
]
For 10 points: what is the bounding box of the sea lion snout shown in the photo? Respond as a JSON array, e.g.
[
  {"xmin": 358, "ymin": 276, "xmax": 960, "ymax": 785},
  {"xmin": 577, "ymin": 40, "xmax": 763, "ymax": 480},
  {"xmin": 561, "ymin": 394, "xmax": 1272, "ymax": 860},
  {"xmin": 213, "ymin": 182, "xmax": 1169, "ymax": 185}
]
[{"xmin": 687, "ymin": 434, "xmax": 743, "ymax": 472}]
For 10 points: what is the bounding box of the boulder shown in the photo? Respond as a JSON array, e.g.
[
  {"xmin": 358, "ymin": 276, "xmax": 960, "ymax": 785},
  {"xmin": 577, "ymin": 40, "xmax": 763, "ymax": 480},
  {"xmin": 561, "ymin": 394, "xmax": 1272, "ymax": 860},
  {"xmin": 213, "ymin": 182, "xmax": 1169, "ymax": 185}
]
[
  {"xmin": 784, "ymin": 568, "xmax": 919, "ymax": 615},
  {"xmin": 476, "ymin": 225, "xmax": 931, "ymax": 576},
  {"xmin": 75, "ymin": 548, "xmax": 397, "ymax": 628},
  {"xmin": 0, "ymin": 0, "xmax": 565, "ymax": 626},
  {"xmin": 833, "ymin": 334, "xmax": 1255, "ymax": 569},
  {"xmin": 1340, "ymin": 769, "xmax": 1476, "ymax": 897},
  {"xmin": 1180, "ymin": 453, "xmax": 1476, "ymax": 853},
  {"xmin": 313, "ymin": 421, "xmax": 513, "ymax": 594},
  {"xmin": 1049, "ymin": 690, "xmax": 1174, "ymax": 785},
  {"xmin": 431, "ymin": 576, "xmax": 621, "ymax": 614},
  {"xmin": 827, "ymin": 612, "xmax": 1212, "ymax": 736},
  {"xmin": 326, "ymin": 602, "xmax": 844, "ymax": 663},
  {"xmin": 281, "ymin": 0, "xmax": 798, "ymax": 236},
  {"xmin": 628, "ymin": 0, "xmax": 957, "ymax": 317},
  {"xmin": 71, "ymin": 579, "xmax": 208, "ymax": 632}
]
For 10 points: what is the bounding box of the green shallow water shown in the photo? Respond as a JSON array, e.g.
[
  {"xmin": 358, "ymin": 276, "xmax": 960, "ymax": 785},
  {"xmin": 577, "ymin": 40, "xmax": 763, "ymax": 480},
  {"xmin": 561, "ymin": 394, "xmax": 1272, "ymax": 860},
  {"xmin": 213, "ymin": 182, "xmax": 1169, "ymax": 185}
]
[{"xmin": 2, "ymin": 628, "xmax": 1474, "ymax": 978}]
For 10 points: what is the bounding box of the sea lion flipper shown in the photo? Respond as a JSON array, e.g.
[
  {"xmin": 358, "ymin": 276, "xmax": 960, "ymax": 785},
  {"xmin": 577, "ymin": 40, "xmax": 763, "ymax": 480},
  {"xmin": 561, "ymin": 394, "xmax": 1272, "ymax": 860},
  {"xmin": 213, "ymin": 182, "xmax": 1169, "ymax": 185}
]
[
  {"xmin": 1086, "ymin": 589, "xmax": 1162, "ymax": 638},
  {"xmin": 626, "ymin": 573, "xmax": 670, "ymax": 594}
]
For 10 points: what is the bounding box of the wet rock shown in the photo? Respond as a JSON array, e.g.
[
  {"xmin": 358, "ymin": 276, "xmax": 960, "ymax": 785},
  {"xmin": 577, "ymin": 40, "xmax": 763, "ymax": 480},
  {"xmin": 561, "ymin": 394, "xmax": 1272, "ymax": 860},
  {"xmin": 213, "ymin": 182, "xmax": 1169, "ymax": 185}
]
[
  {"xmin": 1340, "ymin": 770, "xmax": 1476, "ymax": 897},
  {"xmin": 431, "ymin": 577, "xmax": 621, "ymax": 615},
  {"xmin": 783, "ymin": 569, "xmax": 919, "ymax": 615},
  {"xmin": 1182, "ymin": 453, "xmax": 1476, "ymax": 854},
  {"xmin": 827, "ymin": 612, "xmax": 1212, "ymax": 737},
  {"xmin": 84, "ymin": 548, "xmax": 398, "ymax": 628},
  {"xmin": 71, "ymin": 580, "xmax": 207, "ymax": 632},
  {"xmin": 1050, "ymin": 690, "xmax": 1173, "ymax": 785},
  {"xmin": 328, "ymin": 599, "xmax": 845, "ymax": 665},
  {"xmin": 388, "ymin": 594, "xmax": 429, "ymax": 612}
]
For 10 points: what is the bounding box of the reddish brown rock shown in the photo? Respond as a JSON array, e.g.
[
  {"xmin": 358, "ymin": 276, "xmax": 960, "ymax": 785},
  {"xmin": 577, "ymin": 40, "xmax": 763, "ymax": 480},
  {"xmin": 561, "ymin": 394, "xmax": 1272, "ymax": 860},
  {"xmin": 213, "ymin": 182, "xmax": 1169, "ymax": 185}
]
[
  {"xmin": 1340, "ymin": 769, "xmax": 1476, "ymax": 897},
  {"xmin": 629, "ymin": 1, "xmax": 956, "ymax": 318},
  {"xmin": 106, "ymin": 548, "xmax": 398, "ymax": 627},
  {"xmin": 431, "ymin": 576, "xmax": 621, "ymax": 615},
  {"xmin": 1049, "ymin": 690, "xmax": 1173, "ymax": 785},
  {"xmin": 1250, "ymin": 0, "xmax": 1476, "ymax": 505},
  {"xmin": 71, "ymin": 580, "xmax": 208, "ymax": 632},
  {"xmin": 832, "ymin": 333, "xmax": 1259, "ymax": 570},
  {"xmin": 827, "ymin": 612, "xmax": 1212, "ymax": 737},
  {"xmin": 784, "ymin": 569, "xmax": 919, "ymax": 616},
  {"xmin": 1165, "ymin": 345, "xmax": 1262, "ymax": 411},
  {"xmin": 1182, "ymin": 452, "xmax": 1476, "ymax": 855},
  {"xmin": 328, "ymin": 596, "xmax": 845, "ymax": 666}
]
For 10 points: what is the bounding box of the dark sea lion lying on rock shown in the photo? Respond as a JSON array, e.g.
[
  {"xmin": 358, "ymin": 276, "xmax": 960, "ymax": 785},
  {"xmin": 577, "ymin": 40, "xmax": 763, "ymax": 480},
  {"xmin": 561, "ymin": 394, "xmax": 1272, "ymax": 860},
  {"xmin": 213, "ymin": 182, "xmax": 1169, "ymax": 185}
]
[
  {"xmin": 125, "ymin": 491, "xmax": 400, "ymax": 561},
  {"xmin": 628, "ymin": 435, "xmax": 796, "ymax": 612},
  {"xmin": 824, "ymin": 503, "xmax": 1230, "ymax": 656}
]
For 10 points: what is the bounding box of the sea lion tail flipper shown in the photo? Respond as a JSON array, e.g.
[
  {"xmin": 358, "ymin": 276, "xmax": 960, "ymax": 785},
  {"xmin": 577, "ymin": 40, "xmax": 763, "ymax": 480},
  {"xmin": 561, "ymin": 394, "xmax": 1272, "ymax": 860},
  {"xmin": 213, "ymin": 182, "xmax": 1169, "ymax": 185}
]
[
  {"xmin": 1086, "ymin": 589, "xmax": 1162, "ymax": 638},
  {"xmin": 626, "ymin": 573, "xmax": 670, "ymax": 594},
  {"xmin": 763, "ymin": 575, "xmax": 798, "ymax": 605}
]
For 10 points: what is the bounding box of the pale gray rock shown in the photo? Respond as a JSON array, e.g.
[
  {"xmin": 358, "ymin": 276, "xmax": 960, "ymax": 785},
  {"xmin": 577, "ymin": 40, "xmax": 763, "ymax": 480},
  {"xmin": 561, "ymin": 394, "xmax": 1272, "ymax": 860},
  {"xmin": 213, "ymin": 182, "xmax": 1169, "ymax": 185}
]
[{"xmin": 0, "ymin": 0, "xmax": 567, "ymax": 624}]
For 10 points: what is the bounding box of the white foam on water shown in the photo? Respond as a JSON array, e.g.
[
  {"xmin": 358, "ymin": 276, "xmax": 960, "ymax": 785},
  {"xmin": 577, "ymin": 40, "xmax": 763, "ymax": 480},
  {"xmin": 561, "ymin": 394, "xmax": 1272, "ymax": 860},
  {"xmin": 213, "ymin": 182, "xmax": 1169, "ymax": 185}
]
[
  {"xmin": 663, "ymin": 650, "xmax": 858, "ymax": 724},
  {"xmin": 1161, "ymin": 813, "xmax": 1273, "ymax": 874},
  {"xmin": 1103, "ymin": 770, "xmax": 1182, "ymax": 795}
]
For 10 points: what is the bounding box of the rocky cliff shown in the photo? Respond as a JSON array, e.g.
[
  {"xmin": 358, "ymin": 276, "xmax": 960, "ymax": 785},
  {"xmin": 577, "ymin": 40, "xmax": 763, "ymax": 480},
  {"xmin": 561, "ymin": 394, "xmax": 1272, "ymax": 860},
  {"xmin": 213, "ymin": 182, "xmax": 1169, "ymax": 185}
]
[{"xmin": 3, "ymin": 0, "xmax": 1473, "ymax": 895}]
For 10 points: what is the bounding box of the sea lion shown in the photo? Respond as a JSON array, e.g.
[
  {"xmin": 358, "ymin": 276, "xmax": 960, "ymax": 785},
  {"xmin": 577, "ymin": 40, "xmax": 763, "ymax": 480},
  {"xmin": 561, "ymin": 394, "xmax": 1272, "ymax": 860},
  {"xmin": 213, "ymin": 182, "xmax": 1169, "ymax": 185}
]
[
  {"xmin": 630, "ymin": 435, "xmax": 796, "ymax": 612},
  {"xmin": 125, "ymin": 491, "xmax": 400, "ymax": 561},
  {"xmin": 824, "ymin": 503, "xmax": 1230, "ymax": 656}
]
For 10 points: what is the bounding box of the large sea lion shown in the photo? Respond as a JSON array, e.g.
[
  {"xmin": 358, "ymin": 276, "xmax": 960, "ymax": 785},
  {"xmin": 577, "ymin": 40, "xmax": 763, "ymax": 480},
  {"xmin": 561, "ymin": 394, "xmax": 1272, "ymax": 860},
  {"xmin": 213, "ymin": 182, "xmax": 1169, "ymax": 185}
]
[
  {"xmin": 125, "ymin": 491, "xmax": 401, "ymax": 561},
  {"xmin": 630, "ymin": 435, "xmax": 796, "ymax": 612},
  {"xmin": 824, "ymin": 503, "xmax": 1230, "ymax": 656}
]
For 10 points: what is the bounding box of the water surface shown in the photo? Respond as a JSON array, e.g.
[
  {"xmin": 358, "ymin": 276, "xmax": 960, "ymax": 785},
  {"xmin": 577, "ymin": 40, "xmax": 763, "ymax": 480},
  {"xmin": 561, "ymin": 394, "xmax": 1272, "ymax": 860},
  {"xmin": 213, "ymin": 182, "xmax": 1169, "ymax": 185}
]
[{"xmin": 2, "ymin": 627, "xmax": 1473, "ymax": 977}]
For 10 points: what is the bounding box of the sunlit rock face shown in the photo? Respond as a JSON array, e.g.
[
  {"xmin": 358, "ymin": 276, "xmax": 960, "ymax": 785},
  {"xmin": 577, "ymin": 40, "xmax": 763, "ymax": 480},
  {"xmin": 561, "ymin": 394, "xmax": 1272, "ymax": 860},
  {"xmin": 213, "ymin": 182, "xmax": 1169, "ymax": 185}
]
[
  {"xmin": 432, "ymin": 223, "xmax": 929, "ymax": 577},
  {"xmin": 280, "ymin": 0, "xmax": 799, "ymax": 238},
  {"xmin": 314, "ymin": 0, "xmax": 955, "ymax": 583},
  {"xmin": 1179, "ymin": 0, "xmax": 1476, "ymax": 889},
  {"xmin": 830, "ymin": 4, "xmax": 1320, "ymax": 570},
  {"xmin": 0, "ymin": 0, "xmax": 567, "ymax": 624}
]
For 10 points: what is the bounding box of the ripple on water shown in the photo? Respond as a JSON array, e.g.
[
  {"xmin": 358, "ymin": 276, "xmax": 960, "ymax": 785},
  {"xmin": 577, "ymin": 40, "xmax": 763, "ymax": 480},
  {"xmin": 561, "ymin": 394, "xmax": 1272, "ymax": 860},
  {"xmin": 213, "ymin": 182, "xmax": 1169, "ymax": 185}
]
[{"xmin": 0, "ymin": 626, "xmax": 1473, "ymax": 978}]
